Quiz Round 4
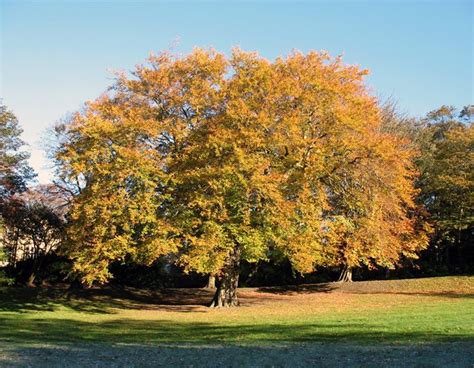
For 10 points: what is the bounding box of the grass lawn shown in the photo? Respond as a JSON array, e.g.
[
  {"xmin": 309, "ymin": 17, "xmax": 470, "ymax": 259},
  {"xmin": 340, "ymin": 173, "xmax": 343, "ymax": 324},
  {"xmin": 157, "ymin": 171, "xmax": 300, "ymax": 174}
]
[{"xmin": 0, "ymin": 276, "xmax": 473, "ymax": 367}]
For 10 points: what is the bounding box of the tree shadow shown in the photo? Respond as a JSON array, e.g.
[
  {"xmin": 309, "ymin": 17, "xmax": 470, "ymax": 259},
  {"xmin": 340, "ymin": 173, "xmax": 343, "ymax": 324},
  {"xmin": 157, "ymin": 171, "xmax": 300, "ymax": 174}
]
[
  {"xmin": 0, "ymin": 287, "xmax": 215, "ymax": 314},
  {"xmin": 343, "ymin": 291, "xmax": 474, "ymax": 299},
  {"xmin": 256, "ymin": 283, "xmax": 338, "ymax": 295},
  {"xmin": 0, "ymin": 285, "xmax": 310, "ymax": 314},
  {"xmin": 0, "ymin": 316, "xmax": 473, "ymax": 346},
  {"xmin": 1, "ymin": 282, "xmax": 472, "ymax": 316},
  {"xmin": 255, "ymin": 282, "xmax": 474, "ymax": 299}
]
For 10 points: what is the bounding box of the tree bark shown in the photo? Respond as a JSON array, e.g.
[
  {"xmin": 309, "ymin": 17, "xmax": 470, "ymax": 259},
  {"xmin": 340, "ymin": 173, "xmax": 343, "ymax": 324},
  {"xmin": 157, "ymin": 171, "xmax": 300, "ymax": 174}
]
[
  {"xmin": 337, "ymin": 265, "xmax": 353, "ymax": 282},
  {"xmin": 206, "ymin": 275, "xmax": 216, "ymax": 289},
  {"xmin": 210, "ymin": 248, "xmax": 241, "ymax": 307}
]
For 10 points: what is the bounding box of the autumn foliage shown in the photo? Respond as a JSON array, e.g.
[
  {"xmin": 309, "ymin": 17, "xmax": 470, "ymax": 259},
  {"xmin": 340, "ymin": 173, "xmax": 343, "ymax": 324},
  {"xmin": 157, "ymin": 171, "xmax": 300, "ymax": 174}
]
[{"xmin": 54, "ymin": 49, "xmax": 430, "ymax": 306}]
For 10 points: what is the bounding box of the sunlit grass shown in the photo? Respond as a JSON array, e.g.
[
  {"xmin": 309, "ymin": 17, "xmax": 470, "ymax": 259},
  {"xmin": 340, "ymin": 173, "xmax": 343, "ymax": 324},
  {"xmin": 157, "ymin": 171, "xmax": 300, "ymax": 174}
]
[{"xmin": 1, "ymin": 276, "xmax": 473, "ymax": 347}]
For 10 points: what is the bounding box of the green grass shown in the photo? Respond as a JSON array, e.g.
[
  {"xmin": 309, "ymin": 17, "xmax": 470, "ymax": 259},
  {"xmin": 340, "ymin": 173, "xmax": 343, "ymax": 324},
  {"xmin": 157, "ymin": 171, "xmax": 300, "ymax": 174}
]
[{"xmin": 0, "ymin": 276, "xmax": 473, "ymax": 367}]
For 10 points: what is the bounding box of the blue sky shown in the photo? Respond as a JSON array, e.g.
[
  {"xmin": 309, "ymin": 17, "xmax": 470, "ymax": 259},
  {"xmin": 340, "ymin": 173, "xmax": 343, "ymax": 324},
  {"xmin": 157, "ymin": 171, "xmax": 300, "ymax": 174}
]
[{"xmin": 1, "ymin": 0, "xmax": 472, "ymax": 183}]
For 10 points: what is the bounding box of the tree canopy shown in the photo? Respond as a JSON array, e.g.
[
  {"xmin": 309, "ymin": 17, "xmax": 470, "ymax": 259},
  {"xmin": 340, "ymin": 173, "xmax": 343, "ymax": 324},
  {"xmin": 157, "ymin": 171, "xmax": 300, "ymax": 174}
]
[
  {"xmin": 415, "ymin": 106, "xmax": 473, "ymax": 267},
  {"xmin": 0, "ymin": 103, "xmax": 35, "ymax": 198},
  {"xmin": 54, "ymin": 49, "xmax": 430, "ymax": 306}
]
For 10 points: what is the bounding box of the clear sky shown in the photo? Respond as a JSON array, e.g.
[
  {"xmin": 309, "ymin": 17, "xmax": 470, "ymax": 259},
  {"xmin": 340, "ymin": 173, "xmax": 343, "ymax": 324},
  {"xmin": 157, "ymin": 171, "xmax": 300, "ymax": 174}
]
[{"xmin": 1, "ymin": 0, "xmax": 472, "ymax": 183}]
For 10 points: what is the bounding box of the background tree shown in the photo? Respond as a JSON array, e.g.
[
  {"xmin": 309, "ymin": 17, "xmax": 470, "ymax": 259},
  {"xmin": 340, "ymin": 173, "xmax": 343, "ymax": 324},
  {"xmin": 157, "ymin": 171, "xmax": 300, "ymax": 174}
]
[
  {"xmin": 416, "ymin": 105, "xmax": 473, "ymax": 270},
  {"xmin": 325, "ymin": 129, "xmax": 430, "ymax": 282},
  {"xmin": 0, "ymin": 103, "xmax": 36, "ymax": 282},
  {"xmin": 206, "ymin": 274, "xmax": 216, "ymax": 289},
  {"xmin": 0, "ymin": 103, "xmax": 35, "ymax": 198},
  {"xmin": 1, "ymin": 185, "xmax": 65, "ymax": 286},
  {"xmin": 268, "ymin": 69, "xmax": 430, "ymax": 282}
]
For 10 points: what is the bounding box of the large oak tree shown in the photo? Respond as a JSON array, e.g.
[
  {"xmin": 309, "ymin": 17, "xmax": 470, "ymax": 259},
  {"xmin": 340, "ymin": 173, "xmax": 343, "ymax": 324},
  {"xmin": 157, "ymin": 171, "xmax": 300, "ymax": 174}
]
[{"xmin": 55, "ymin": 49, "xmax": 429, "ymax": 305}]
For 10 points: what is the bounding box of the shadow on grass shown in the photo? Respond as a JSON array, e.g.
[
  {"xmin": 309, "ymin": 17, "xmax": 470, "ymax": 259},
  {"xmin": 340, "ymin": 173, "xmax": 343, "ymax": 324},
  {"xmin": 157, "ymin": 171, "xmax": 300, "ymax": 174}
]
[
  {"xmin": 256, "ymin": 283, "xmax": 474, "ymax": 299},
  {"xmin": 257, "ymin": 283, "xmax": 338, "ymax": 294},
  {"xmin": 0, "ymin": 287, "xmax": 215, "ymax": 314},
  {"xmin": 1, "ymin": 282, "xmax": 472, "ymax": 317},
  {"xmin": 0, "ymin": 316, "xmax": 473, "ymax": 346},
  {"xmin": 346, "ymin": 291, "xmax": 474, "ymax": 299}
]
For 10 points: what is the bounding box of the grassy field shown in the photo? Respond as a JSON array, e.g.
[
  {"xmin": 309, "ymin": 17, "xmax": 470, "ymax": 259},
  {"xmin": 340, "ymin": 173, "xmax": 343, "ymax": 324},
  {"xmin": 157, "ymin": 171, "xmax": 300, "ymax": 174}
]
[{"xmin": 0, "ymin": 276, "xmax": 473, "ymax": 367}]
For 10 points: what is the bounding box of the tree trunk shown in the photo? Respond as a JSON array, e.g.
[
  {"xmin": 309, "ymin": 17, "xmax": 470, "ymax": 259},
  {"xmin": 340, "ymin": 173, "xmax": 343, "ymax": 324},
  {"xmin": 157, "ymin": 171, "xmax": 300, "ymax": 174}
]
[
  {"xmin": 210, "ymin": 248, "xmax": 241, "ymax": 308},
  {"xmin": 26, "ymin": 254, "xmax": 45, "ymax": 288},
  {"xmin": 337, "ymin": 265, "xmax": 353, "ymax": 282},
  {"xmin": 26, "ymin": 272, "xmax": 36, "ymax": 287},
  {"xmin": 206, "ymin": 275, "xmax": 216, "ymax": 289}
]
